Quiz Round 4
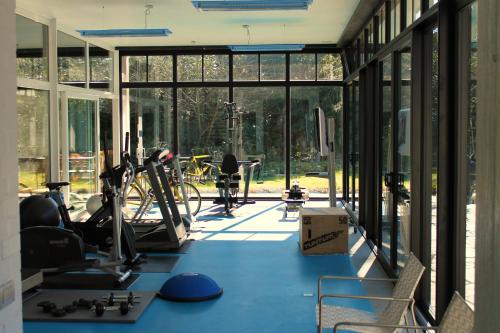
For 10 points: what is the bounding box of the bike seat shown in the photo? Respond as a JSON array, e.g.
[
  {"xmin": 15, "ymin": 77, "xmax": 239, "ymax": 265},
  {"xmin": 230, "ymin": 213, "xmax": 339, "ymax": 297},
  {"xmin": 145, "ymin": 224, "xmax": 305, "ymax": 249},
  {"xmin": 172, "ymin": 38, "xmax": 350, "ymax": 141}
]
[
  {"xmin": 135, "ymin": 165, "xmax": 147, "ymax": 174},
  {"xmin": 46, "ymin": 182, "xmax": 70, "ymax": 190}
]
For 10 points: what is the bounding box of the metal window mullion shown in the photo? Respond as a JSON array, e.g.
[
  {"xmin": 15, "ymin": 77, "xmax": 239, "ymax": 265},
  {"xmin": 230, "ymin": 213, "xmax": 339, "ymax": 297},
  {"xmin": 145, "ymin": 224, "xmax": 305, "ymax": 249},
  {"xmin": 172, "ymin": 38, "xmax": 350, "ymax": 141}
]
[{"xmin": 285, "ymin": 53, "xmax": 291, "ymax": 189}]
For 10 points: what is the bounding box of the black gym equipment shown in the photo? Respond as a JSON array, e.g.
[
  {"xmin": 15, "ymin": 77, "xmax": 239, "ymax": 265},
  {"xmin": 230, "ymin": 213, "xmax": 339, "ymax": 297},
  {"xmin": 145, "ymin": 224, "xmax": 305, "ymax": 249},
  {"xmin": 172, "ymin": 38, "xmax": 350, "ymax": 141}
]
[
  {"xmin": 214, "ymin": 154, "xmax": 241, "ymax": 214},
  {"xmin": 132, "ymin": 149, "xmax": 190, "ymax": 251},
  {"xmin": 20, "ymin": 134, "xmax": 138, "ymax": 285}
]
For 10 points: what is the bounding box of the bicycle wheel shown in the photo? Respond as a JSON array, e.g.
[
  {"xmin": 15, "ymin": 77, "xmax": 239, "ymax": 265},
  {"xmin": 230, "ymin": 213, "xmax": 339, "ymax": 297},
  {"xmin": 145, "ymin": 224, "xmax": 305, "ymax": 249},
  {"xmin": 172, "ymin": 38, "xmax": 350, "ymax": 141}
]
[{"xmin": 174, "ymin": 182, "xmax": 202, "ymax": 216}]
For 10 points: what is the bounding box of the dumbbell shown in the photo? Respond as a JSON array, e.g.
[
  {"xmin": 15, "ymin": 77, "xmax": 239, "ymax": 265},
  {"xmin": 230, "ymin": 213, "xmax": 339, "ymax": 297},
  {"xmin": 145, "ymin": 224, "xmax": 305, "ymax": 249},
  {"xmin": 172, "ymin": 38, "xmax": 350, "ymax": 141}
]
[
  {"xmin": 102, "ymin": 292, "xmax": 139, "ymax": 306},
  {"xmin": 93, "ymin": 301, "xmax": 130, "ymax": 317},
  {"xmin": 37, "ymin": 301, "xmax": 76, "ymax": 318}
]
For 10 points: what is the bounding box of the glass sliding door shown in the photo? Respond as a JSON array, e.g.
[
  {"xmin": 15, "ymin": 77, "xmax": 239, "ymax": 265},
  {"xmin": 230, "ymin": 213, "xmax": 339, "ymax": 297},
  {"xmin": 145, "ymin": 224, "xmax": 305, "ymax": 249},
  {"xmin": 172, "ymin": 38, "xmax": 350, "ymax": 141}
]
[
  {"xmin": 380, "ymin": 56, "xmax": 393, "ymax": 262},
  {"xmin": 396, "ymin": 47, "xmax": 412, "ymax": 268},
  {"xmin": 463, "ymin": 1, "xmax": 478, "ymax": 309},
  {"xmin": 234, "ymin": 87, "xmax": 286, "ymax": 194},
  {"xmin": 378, "ymin": 45, "xmax": 412, "ymax": 271},
  {"xmin": 178, "ymin": 87, "xmax": 228, "ymax": 194},
  {"xmin": 290, "ymin": 86, "xmax": 343, "ymax": 197},
  {"xmin": 124, "ymin": 88, "xmax": 173, "ymax": 164},
  {"xmin": 67, "ymin": 98, "xmax": 98, "ymax": 200}
]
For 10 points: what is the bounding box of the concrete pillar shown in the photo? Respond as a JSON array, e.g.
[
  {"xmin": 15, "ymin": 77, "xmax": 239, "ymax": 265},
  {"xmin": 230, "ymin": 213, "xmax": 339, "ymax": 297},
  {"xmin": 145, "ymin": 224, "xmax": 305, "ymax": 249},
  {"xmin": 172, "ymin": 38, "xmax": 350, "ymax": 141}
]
[
  {"xmin": 475, "ymin": 0, "xmax": 500, "ymax": 331},
  {"xmin": 0, "ymin": 0, "xmax": 23, "ymax": 332}
]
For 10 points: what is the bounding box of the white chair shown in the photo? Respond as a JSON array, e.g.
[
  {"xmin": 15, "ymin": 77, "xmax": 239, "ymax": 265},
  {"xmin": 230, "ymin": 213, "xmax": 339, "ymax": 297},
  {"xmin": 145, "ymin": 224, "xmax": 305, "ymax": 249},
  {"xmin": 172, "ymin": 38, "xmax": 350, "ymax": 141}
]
[
  {"xmin": 333, "ymin": 292, "xmax": 474, "ymax": 333},
  {"xmin": 316, "ymin": 253, "xmax": 425, "ymax": 332}
]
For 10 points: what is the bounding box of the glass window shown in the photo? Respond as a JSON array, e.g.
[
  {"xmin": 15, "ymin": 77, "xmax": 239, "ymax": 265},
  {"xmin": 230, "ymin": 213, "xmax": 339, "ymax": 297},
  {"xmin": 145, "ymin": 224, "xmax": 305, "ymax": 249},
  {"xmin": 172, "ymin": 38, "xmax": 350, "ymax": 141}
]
[
  {"xmin": 124, "ymin": 88, "xmax": 173, "ymax": 165},
  {"xmin": 16, "ymin": 15, "xmax": 48, "ymax": 81},
  {"xmin": 379, "ymin": 6, "xmax": 386, "ymax": 48},
  {"xmin": 430, "ymin": 25, "xmax": 439, "ymax": 316},
  {"xmin": 368, "ymin": 23, "xmax": 374, "ymax": 59},
  {"xmin": 290, "ymin": 54, "xmax": 316, "ymax": 81},
  {"xmin": 317, "ymin": 54, "xmax": 343, "ymax": 81},
  {"xmin": 148, "ymin": 55, "xmax": 173, "ymax": 82},
  {"xmin": 291, "ymin": 86, "xmax": 343, "ymax": 197},
  {"xmin": 234, "ymin": 87, "xmax": 286, "ymax": 194},
  {"xmin": 178, "ymin": 55, "xmax": 202, "ymax": 82},
  {"xmin": 260, "ymin": 54, "xmax": 285, "ymax": 81},
  {"xmin": 204, "ymin": 54, "xmax": 229, "ymax": 81},
  {"xmin": 178, "ymin": 88, "xmax": 228, "ymax": 193},
  {"xmin": 233, "ymin": 54, "xmax": 258, "ymax": 81},
  {"xmin": 57, "ymin": 32, "xmax": 86, "ymax": 87},
  {"xmin": 98, "ymin": 98, "xmax": 113, "ymax": 174},
  {"xmin": 394, "ymin": 0, "xmax": 401, "ymax": 36},
  {"xmin": 397, "ymin": 48, "xmax": 412, "ymax": 268},
  {"xmin": 390, "ymin": 0, "xmax": 396, "ymax": 40},
  {"xmin": 359, "ymin": 33, "xmax": 365, "ymax": 65},
  {"xmin": 67, "ymin": 98, "xmax": 97, "ymax": 197},
  {"xmin": 122, "ymin": 56, "xmax": 147, "ymax": 82},
  {"xmin": 89, "ymin": 44, "xmax": 112, "ymax": 91},
  {"xmin": 406, "ymin": 0, "xmax": 414, "ymax": 28},
  {"xmin": 415, "ymin": 0, "xmax": 422, "ymax": 20},
  {"xmin": 17, "ymin": 88, "xmax": 50, "ymax": 193},
  {"xmin": 465, "ymin": 1, "xmax": 478, "ymax": 309},
  {"xmin": 380, "ymin": 56, "xmax": 393, "ymax": 261}
]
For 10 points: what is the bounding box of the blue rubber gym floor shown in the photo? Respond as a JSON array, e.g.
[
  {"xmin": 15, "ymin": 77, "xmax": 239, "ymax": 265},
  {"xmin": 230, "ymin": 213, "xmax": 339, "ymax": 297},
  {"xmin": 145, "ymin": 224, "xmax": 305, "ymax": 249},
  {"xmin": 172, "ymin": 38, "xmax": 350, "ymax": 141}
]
[{"xmin": 24, "ymin": 201, "xmax": 375, "ymax": 333}]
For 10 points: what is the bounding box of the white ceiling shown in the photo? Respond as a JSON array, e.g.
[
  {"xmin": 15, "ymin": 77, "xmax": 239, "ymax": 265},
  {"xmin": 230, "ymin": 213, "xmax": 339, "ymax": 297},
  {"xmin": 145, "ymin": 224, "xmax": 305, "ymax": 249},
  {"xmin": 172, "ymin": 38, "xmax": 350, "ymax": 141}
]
[{"xmin": 16, "ymin": 0, "xmax": 360, "ymax": 47}]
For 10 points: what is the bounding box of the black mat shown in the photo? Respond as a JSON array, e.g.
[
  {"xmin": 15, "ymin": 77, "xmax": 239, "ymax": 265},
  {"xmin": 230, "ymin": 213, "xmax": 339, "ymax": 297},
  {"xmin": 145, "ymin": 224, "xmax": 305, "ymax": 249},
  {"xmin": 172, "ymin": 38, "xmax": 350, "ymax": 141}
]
[
  {"xmin": 125, "ymin": 255, "xmax": 180, "ymax": 273},
  {"xmin": 158, "ymin": 239, "xmax": 193, "ymax": 254},
  {"xmin": 23, "ymin": 290, "xmax": 155, "ymax": 323},
  {"xmin": 41, "ymin": 273, "xmax": 140, "ymax": 290}
]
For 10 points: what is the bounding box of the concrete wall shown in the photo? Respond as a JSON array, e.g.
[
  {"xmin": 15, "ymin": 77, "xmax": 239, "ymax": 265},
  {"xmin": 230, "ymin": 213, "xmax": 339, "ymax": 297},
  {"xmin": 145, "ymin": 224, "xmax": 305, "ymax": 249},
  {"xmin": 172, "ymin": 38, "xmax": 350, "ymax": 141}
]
[
  {"xmin": 0, "ymin": 0, "xmax": 23, "ymax": 331},
  {"xmin": 475, "ymin": 0, "xmax": 500, "ymax": 331}
]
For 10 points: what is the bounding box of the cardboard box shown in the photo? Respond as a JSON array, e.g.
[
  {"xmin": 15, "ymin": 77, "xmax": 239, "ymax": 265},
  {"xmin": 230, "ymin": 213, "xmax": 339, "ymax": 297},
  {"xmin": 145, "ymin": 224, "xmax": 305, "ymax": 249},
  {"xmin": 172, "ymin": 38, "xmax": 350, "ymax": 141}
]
[{"xmin": 299, "ymin": 207, "xmax": 349, "ymax": 254}]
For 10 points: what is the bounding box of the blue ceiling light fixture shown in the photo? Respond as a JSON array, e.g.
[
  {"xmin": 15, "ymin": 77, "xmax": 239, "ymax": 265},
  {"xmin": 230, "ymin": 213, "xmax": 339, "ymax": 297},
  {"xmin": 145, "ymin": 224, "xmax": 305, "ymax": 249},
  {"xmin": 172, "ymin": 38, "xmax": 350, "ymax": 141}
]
[
  {"xmin": 78, "ymin": 28, "xmax": 172, "ymax": 38},
  {"xmin": 229, "ymin": 44, "xmax": 305, "ymax": 52},
  {"xmin": 78, "ymin": 4, "xmax": 171, "ymax": 38},
  {"xmin": 192, "ymin": 0, "xmax": 314, "ymax": 11}
]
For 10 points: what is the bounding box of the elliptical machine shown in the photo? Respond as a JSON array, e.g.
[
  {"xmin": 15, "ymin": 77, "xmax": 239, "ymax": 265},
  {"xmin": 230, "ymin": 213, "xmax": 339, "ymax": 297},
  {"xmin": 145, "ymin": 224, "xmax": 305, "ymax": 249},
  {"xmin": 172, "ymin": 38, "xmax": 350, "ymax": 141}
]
[{"xmin": 21, "ymin": 134, "xmax": 138, "ymax": 284}]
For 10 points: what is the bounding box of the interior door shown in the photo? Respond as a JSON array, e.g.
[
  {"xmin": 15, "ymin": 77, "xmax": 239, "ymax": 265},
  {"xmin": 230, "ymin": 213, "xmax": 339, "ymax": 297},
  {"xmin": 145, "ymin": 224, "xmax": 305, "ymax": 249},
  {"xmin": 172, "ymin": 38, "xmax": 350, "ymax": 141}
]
[
  {"xmin": 60, "ymin": 93, "xmax": 99, "ymax": 207},
  {"xmin": 378, "ymin": 45, "xmax": 412, "ymax": 271}
]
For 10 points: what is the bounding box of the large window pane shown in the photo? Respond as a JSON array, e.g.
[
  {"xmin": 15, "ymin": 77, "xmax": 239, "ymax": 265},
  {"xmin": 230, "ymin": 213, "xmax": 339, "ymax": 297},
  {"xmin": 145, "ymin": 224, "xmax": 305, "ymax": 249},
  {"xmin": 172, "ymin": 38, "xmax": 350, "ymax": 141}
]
[
  {"xmin": 148, "ymin": 55, "xmax": 173, "ymax": 82},
  {"xmin": 397, "ymin": 49, "xmax": 412, "ymax": 268},
  {"xmin": 178, "ymin": 88, "xmax": 228, "ymax": 193},
  {"xmin": 260, "ymin": 54, "xmax": 285, "ymax": 81},
  {"xmin": 317, "ymin": 54, "xmax": 343, "ymax": 81},
  {"xmin": 234, "ymin": 87, "xmax": 286, "ymax": 194},
  {"xmin": 290, "ymin": 54, "xmax": 315, "ymax": 81},
  {"xmin": 430, "ymin": 26, "xmax": 439, "ymax": 316},
  {"xmin": 204, "ymin": 55, "xmax": 229, "ymax": 81},
  {"xmin": 124, "ymin": 88, "xmax": 173, "ymax": 164},
  {"xmin": 381, "ymin": 56, "xmax": 393, "ymax": 261},
  {"xmin": 291, "ymin": 87, "xmax": 343, "ymax": 197},
  {"xmin": 379, "ymin": 6, "xmax": 386, "ymax": 48},
  {"xmin": 89, "ymin": 44, "xmax": 112, "ymax": 91},
  {"xmin": 17, "ymin": 88, "xmax": 50, "ymax": 193},
  {"xmin": 99, "ymin": 98, "xmax": 113, "ymax": 173},
  {"xmin": 233, "ymin": 54, "xmax": 258, "ymax": 81},
  {"xmin": 178, "ymin": 55, "xmax": 202, "ymax": 82},
  {"xmin": 58, "ymin": 32, "xmax": 86, "ymax": 87},
  {"xmin": 16, "ymin": 15, "xmax": 48, "ymax": 81},
  {"xmin": 465, "ymin": 1, "xmax": 478, "ymax": 309},
  {"xmin": 67, "ymin": 99, "xmax": 97, "ymax": 197},
  {"xmin": 122, "ymin": 56, "xmax": 147, "ymax": 82}
]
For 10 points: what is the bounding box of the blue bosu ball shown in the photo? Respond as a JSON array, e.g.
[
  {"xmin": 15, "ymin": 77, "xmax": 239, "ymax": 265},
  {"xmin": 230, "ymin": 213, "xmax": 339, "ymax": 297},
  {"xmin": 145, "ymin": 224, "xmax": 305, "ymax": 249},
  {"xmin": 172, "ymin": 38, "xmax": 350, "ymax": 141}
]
[{"xmin": 158, "ymin": 273, "xmax": 223, "ymax": 302}]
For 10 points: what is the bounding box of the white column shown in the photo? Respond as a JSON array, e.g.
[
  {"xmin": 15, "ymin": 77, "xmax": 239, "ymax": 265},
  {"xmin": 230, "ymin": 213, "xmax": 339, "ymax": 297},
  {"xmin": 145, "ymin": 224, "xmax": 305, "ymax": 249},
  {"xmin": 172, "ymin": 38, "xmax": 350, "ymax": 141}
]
[
  {"xmin": 0, "ymin": 0, "xmax": 23, "ymax": 331},
  {"xmin": 475, "ymin": 0, "xmax": 500, "ymax": 331}
]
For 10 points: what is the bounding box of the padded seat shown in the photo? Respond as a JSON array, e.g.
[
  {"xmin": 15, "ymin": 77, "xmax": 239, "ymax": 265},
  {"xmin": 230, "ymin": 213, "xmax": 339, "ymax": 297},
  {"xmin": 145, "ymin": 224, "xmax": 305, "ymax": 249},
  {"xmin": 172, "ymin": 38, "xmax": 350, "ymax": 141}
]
[{"xmin": 45, "ymin": 182, "xmax": 69, "ymax": 191}]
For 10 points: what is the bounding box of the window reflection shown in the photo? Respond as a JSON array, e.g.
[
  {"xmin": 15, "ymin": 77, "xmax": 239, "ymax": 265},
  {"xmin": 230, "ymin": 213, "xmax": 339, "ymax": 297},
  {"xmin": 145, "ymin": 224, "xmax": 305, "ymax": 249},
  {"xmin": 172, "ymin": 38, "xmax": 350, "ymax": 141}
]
[{"xmin": 16, "ymin": 15, "xmax": 48, "ymax": 81}]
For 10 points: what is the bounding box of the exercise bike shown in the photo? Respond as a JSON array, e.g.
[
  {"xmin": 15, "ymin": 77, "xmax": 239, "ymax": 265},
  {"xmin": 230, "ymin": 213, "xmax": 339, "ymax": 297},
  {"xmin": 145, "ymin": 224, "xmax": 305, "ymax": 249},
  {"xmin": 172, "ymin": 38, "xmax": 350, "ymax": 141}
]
[{"xmin": 21, "ymin": 136, "xmax": 140, "ymax": 284}]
